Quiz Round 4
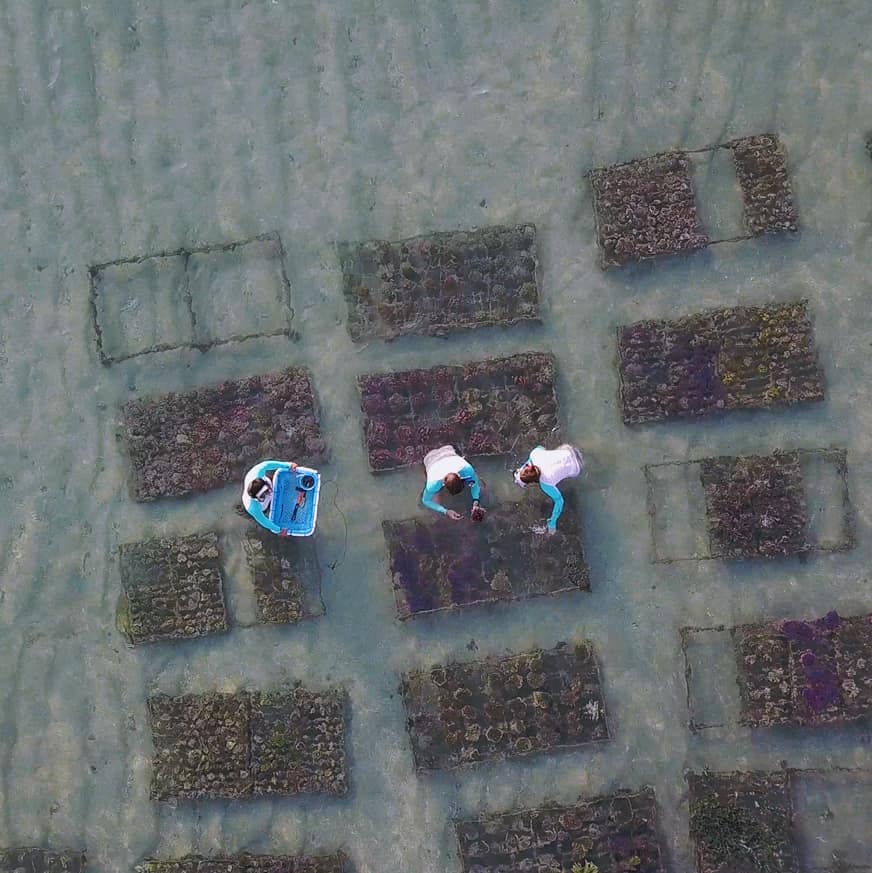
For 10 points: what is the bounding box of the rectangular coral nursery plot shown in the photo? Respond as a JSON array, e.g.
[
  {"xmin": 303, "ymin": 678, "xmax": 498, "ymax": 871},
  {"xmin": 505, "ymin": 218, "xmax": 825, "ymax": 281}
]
[
  {"xmin": 250, "ymin": 688, "xmax": 348, "ymax": 797},
  {"xmin": 122, "ymin": 367, "xmax": 326, "ymax": 501},
  {"xmin": 90, "ymin": 232, "xmax": 292, "ymax": 365},
  {"xmin": 118, "ymin": 532, "xmax": 228, "ymax": 645},
  {"xmin": 700, "ymin": 452, "xmax": 809, "ymax": 559},
  {"xmin": 339, "ymin": 224, "xmax": 540, "ymax": 341},
  {"xmin": 727, "ymin": 134, "xmax": 799, "ymax": 236},
  {"xmin": 618, "ymin": 300, "xmax": 824, "ymax": 425},
  {"xmin": 687, "ymin": 771, "xmax": 799, "ymax": 873},
  {"xmin": 243, "ymin": 530, "xmax": 324, "ymax": 624},
  {"xmin": 135, "ymin": 853, "xmax": 349, "ymax": 873},
  {"xmin": 645, "ymin": 448, "xmax": 853, "ymax": 563},
  {"xmin": 0, "ymin": 849, "xmax": 86, "ymax": 873},
  {"xmin": 734, "ymin": 610, "xmax": 872, "ymax": 729},
  {"xmin": 359, "ymin": 352, "xmax": 558, "ymax": 471},
  {"xmin": 384, "ymin": 496, "xmax": 589, "ymax": 619},
  {"xmin": 147, "ymin": 687, "xmax": 348, "ymax": 802},
  {"xmin": 455, "ymin": 787, "xmax": 666, "ymax": 873},
  {"xmin": 401, "ymin": 643, "xmax": 608, "ymax": 772},
  {"xmin": 589, "ymin": 151, "xmax": 710, "ymax": 268}
]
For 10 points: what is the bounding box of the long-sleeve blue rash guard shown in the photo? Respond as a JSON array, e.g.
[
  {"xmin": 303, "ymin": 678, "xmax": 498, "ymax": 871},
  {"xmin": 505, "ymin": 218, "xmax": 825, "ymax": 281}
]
[
  {"xmin": 421, "ymin": 463, "xmax": 481, "ymax": 515},
  {"xmin": 243, "ymin": 460, "xmax": 293, "ymax": 534},
  {"xmin": 521, "ymin": 448, "xmax": 565, "ymax": 531}
]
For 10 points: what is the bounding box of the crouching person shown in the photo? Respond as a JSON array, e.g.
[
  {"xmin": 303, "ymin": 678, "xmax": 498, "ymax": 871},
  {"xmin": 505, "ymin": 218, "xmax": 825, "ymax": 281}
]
[
  {"xmin": 421, "ymin": 445, "xmax": 485, "ymax": 522},
  {"xmin": 514, "ymin": 444, "xmax": 584, "ymax": 534}
]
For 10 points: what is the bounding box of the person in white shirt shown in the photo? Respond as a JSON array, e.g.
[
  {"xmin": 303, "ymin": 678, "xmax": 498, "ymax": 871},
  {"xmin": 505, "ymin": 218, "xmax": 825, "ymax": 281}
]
[
  {"xmin": 421, "ymin": 445, "xmax": 485, "ymax": 522},
  {"xmin": 513, "ymin": 443, "xmax": 584, "ymax": 534}
]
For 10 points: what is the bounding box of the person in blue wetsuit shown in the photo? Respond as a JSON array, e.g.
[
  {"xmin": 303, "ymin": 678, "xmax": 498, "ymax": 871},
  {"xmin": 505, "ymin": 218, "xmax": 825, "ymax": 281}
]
[
  {"xmin": 513, "ymin": 444, "xmax": 584, "ymax": 534},
  {"xmin": 421, "ymin": 445, "xmax": 485, "ymax": 522},
  {"xmin": 242, "ymin": 459, "xmax": 298, "ymax": 535}
]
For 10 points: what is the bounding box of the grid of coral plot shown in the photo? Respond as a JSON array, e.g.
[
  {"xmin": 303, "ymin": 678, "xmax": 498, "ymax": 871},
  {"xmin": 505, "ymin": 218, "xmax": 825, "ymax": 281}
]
[
  {"xmin": 147, "ymin": 687, "xmax": 348, "ymax": 801},
  {"xmin": 734, "ymin": 610, "xmax": 872, "ymax": 728},
  {"xmin": 589, "ymin": 152, "xmax": 710, "ymax": 267},
  {"xmin": 401, "ymin": 644, "xmax": 608, "ymax": 772},
  {"xmin": 134, "ymin": 854, "xmax": 350, "ymax": 873},
  {"xmin": 617, "ymin": 300, "xmax": 825, "ymax": 425},
  {"xmin": 358, "ymin": 352, "xmax": 558, "ymax": 471},
  {"xmin": 455, "ymin": 788, "xmax": 667, "ymax": 873},
  {"xmin": 121, "ymin": 367, "xmax": 326, "ymax": 501},
  {"xmin": 340, "ymin": 224, "xmax": 540, "ymax": 341},
  {"xmin": 117, "ymin": 532, "xmax": 229, "ymax": 645},
  {"xmin": 384, "ymin": 496, "xmax": 589, "ymax": 618},
  {"xmin": 687, "ymin": 771, "xmax": 799, "ymax": 873}
]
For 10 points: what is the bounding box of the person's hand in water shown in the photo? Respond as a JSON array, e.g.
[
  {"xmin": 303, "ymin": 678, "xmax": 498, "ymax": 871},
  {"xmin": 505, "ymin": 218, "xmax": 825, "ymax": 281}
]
[
  {"xmin": 446, "ymin": 510, "xmax": 463, "ymax": 520},
  {"xmin": 279, "ymin": 528, "xmax": 290, "ymax": 537},
  {"xmin": 470, "ymin": 501, "xmax": 486, "ymax": 523},
  {"xmin": 290, "ymin": 462, "xmax": 298, "ymax": 471}
]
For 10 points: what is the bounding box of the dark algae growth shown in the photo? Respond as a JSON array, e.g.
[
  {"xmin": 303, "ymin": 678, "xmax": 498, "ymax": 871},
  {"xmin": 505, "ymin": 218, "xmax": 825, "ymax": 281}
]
[
  {"xmin": 358, "ymin": 351, "xmax": 558, "ymax": 470},
  {"xmin": 402, "ymin": 643, "xmax": 608, "ymax": 771},
  {"xmin": 455, "ymin": 788, "xmax": 667, "ymax": 872},
  {"xmin": 688, "ymin": 771, "xmax": 799, "ymax": 873},
  {"xmin": 122, "ymin": 367, "xmax": 326, "ymax": 501},
  {"xmin": 618, "ymin": 301, "xmax": 824, "ymax": 425},
  {"xmin": 384, "ymin": 495, "xmax": 589, "ymax": 618},
  {"xmin": 340, "ymin": 224, "xmax": 540, "ymax": 340}
]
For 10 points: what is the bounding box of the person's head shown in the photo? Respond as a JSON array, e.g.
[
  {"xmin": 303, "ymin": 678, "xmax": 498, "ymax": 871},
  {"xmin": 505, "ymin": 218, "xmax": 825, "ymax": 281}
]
[
  {"xmin": 443, "ymin": 472, "xmax": 465, "ymax": 495},
  {"xmin": 518, "ymin": 463, "xmax": 541, "ymax": 485},
  {"xmin": 248, "ymin": 477, "xmax": 272, "ymax": 500}
]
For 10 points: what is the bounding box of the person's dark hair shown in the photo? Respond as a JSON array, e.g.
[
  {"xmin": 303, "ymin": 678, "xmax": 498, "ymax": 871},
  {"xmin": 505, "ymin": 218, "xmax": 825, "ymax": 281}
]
[
  {"xmin": 519, "ymin": 465, "xmax": 541, "ymax": 485},
  {"xmin": 444, "ymin": 472, "xmax": 465, "ymax": 495},
  {"xmin": 248, "ymin": 477, "xmax": 268, "ymax": 498}
]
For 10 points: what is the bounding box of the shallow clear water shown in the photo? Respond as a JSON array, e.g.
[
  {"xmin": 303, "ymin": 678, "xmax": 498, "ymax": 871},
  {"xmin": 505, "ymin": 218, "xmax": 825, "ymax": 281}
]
[{"xmin": 2, "ymin": 1, "xmax": 872, "ymax": 870}]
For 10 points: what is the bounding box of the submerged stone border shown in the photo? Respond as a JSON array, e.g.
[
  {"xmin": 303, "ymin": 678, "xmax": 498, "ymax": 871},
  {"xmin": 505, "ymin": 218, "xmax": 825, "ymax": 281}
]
[
  {"xmin": 117, "ymin": 532, "xmax": 228, "ymax": 645},
  {"xmin": 618, "ymin": 300, "xmax": 824, "ymax": 425},
  {"xmin": 401, "ymin": 643, "xmax": 608, "ymax": 772},
  {"xmin": 148, "ymin": 687, "xmax": 348, "ymax": 801},
  {"xmin": 358, "ymin": 351, "xmax": 558, "ymax": 471},
  {"xmin": 339, "ymin": 224, "xmax": 540, "ymax": 341},
  {"xmin": 0, "ymin": 849, "xmax": 86, "ymax": 873},
  {"xmin": 455, "ymin": 787, "xmax": 667, "ymax": 872},
  {"xmin": 384, "ymin": 495, "xmax": 589, "ymax": 619},
  {"xmin": 90, "ymin": 232, "xmax": 293, "ymax": 365},
  {"xmin": 135, "ymin": 853, "xmax": 350, "ymax": 873},
  {"xmin": 121, "ymin": 367, "xmax": 326, "ymax": 501}
]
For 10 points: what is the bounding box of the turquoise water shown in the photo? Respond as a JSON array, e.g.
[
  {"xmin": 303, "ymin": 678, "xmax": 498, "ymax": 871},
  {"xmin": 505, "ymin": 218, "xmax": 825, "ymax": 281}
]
[{"xmin": 2, "ymin": 1, "xmax": 872, "ymax": 870}]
